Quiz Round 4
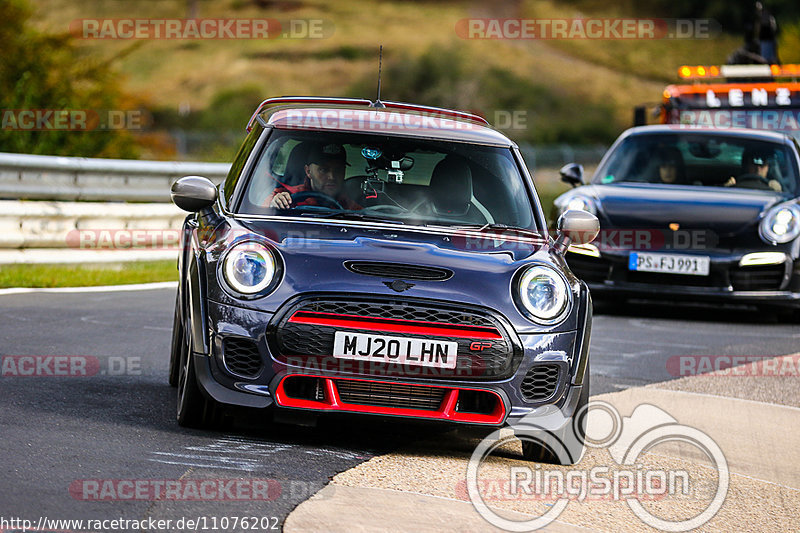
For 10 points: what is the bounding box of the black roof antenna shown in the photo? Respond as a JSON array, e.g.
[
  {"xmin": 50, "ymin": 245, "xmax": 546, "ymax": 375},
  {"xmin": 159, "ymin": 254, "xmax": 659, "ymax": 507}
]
[{"xmin": 372, "ymin": 45, "xmax": 386, "ymax": 108}]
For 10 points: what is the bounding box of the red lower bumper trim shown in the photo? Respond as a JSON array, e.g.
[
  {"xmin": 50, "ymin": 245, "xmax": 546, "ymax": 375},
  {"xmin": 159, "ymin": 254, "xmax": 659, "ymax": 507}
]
[{"xmin": 275, "ymin": 375, "xmax": 506, "ymax": 425}]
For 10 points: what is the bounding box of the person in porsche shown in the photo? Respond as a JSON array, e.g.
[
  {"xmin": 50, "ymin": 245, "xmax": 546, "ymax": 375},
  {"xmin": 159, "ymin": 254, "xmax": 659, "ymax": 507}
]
[{"xmin": 724, "ymin": 148, "xmax": 782, "ymax": 192}]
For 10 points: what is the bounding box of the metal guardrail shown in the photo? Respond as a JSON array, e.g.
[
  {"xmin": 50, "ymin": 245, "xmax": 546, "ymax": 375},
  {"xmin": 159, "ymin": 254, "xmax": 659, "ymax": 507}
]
[
  {"xmin": 0, "ymin": 148, "xmax": 608, "ymax": 264},
  {"xmin": 0, "ymin": 152, "xmax": 230, "ymax": 202}
]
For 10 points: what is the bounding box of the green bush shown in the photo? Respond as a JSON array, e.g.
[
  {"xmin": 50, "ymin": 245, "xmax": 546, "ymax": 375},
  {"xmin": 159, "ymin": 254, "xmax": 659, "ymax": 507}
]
[{"xmin": 0, "ymin": 0, "xmax": 138, "ymax": 158}]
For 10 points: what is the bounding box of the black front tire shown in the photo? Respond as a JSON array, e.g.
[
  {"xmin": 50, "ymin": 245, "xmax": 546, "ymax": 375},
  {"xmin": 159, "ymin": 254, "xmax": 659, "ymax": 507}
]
[
  {"xmin": 176, "ymin": 325, "xmax": 220, "ymax": 428},
  {"xmin": 168, "ymin": 296, "xmax": 182, "ymax": 387}
]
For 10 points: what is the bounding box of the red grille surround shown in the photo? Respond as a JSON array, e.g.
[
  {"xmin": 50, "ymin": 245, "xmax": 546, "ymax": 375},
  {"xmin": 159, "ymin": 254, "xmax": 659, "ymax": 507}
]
[
  {"xmin": 275, "ymin": 374, "xmax": 506, "ymax": 425},
  {"xmin": 287, "ymin": 310, "xmax": 503, "ymax": 340}
]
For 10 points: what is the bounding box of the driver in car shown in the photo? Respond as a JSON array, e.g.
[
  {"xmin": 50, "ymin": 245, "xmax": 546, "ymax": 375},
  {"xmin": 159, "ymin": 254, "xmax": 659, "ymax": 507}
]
[
  {"xmin": 725, "ymin": 150, "xmax": 782, "ymax": 192},
  {"xmin": 268, "ymin": 143, "xmax": 362, "ymax": 210}
]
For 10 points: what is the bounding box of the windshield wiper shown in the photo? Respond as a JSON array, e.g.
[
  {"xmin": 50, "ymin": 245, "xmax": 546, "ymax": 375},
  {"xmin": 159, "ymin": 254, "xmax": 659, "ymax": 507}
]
[
  {"xmin": 445, "ymin": 222, "xmax": 544, "ymax": 238},
  {"xmin": 308, "ymin": 211, "xmax": 406, "ymax": 225}
]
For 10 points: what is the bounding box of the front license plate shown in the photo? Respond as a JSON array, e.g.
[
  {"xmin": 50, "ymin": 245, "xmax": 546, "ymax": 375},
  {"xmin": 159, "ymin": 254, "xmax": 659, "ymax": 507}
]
[
  {"xmin": 629, "ymin": 252, "xmax": 710, "ymax": 276},
  {"xmin": 332, "ymin": 332, "xmax": 458, "ymax": 369}
]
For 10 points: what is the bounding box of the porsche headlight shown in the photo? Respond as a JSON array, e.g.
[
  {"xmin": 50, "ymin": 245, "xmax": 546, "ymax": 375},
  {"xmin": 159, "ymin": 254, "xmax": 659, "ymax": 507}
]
[
  {"xmin": 223, "ymin": 242, "xmax": 277, "ymax": 295},
  {"xmin": 516, "ymin": 265, "xmax": 571, "ymax": 324},
  {"xmin": 759, "ymin": 204, "xmax": 800, "ymax": 244},
  {"xmin": 561, "ymin": 195, "xmax": 596, "ymax": 216}
]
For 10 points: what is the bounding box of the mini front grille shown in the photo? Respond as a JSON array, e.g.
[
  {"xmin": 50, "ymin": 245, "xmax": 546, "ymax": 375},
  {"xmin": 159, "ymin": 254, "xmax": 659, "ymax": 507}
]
[
  {"xmin": 344, "ymin": 261, "xmax": 453, "ymax": 281},
  {"xmin": 336, "ymin": 380, "xmax": 446, "ymax": 410},
  {"xmin": 520, "ymin": 365, "xmax": 561, "ymax": 402},
  {"xmin": 730, "ymin": 265, "xmax": 786, "ymax": 291},
  {"xmin": 271, "ymin": 297, "xmax": 520, "ymax": 380},
  {"xmin": 222, "ymin": 337, "xmax": 263, "ymax": 378},
  {"xmin": 284, "ymin": 299, "xmax": 496, "ymax": 327}
]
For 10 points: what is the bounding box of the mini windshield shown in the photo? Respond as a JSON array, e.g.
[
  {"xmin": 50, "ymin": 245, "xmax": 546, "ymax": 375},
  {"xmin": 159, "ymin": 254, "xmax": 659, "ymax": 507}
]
[
  {"xmin": 594, "ymin": 133, "xmax": 800, "ymax": 196},
  {"xmin": 236, "ymin": 129, "xmax": 537, "ymax": 229}
]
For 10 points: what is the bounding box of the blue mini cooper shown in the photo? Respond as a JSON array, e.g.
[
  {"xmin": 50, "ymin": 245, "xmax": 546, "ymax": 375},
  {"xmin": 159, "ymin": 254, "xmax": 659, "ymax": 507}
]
[{"xmin": 168, "ymin": 97, "xmax": 599, "ymax": 464}]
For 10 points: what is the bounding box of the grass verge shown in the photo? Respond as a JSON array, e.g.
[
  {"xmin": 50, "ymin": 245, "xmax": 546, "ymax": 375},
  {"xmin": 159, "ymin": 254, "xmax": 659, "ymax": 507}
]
[{"xmin": 0, "ymin": 260, "xmax": 177, "ymax": 288}]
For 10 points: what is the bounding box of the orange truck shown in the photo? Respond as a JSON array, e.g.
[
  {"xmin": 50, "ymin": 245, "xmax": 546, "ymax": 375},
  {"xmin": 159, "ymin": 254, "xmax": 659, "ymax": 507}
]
[{"xmin": 635, "ymin": 64, "xmax": 800, "ymax": 140}]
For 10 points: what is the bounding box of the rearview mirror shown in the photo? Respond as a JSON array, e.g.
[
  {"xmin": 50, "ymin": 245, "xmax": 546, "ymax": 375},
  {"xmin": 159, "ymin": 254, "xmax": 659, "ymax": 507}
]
[
  {"xmin": 171, "ymin": 176, "xmax": 218, "ymax": 212},
  {"xmin": 398, "ymin": 156, "xmax": 414, "ymax": 171},
  {"xmin": 559, "ymin": 163, "xmax": 584, "ymax": 187}
]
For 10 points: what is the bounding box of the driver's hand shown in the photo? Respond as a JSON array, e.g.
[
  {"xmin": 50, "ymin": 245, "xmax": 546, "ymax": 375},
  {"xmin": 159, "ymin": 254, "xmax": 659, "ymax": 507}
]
[
  {"xmin": 270, "ymin": 191, "xmax": 292, "ymax": 209},
  {"xmin": 723, "ymin": 177, "xmax": 736, "ymax": 187},
  {"xmin": 768, "ymin": 179, "xmax": 782, "ymax": 192}
]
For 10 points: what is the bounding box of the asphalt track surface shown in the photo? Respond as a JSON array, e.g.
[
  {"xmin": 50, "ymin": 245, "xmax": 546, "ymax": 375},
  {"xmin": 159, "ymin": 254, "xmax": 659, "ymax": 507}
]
[{"xmin": 0, "ymin": 287, "xmax": 797, "ymax": 530}]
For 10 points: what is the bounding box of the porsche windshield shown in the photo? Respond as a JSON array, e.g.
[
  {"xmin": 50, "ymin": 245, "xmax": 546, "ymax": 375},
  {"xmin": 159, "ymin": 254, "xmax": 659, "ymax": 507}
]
[
  {"xmin": 594, "ymin": 133, "xmax": 800, "ymax": 196},
  {"xmin": 237, "ymin": 129, "xmax": 537, "ymax": 229}
]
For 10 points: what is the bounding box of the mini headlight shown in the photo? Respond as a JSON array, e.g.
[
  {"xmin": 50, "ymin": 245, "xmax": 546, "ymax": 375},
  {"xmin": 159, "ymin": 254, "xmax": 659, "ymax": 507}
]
[
  {"xmin": 223, "ymin": 242, "xmax": 276, "ymax": 295},
  {"xmin": 516, "ymin": 265, "xmax": 571, "ymax": 323},
  {"xmin": 759, "ymin": 204, "xmax": 800, "ymax": 244}
]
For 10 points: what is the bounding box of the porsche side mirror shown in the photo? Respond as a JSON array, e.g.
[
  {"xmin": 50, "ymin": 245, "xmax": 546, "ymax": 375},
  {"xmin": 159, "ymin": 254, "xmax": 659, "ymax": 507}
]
[
  {"xmin": 171, "ymin": 176, "xmax": 218, "ymax": 212},
  {"xmin": 553, "ymin": 209, "xmax": 599, "ymax": 254},
  {"xmin": 559, "ymin": 163, "xmax": 584, "ymax": 188}
]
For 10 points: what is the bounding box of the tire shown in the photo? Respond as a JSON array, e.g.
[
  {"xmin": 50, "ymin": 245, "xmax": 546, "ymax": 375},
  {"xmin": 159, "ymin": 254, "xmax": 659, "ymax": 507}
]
[
  {"xmin": 520, "ymin": 361, "xmax": 590, "ymax": 465},
  {"xmin": 176, "ymin": 320, "xmax": 220, "ymax": 428},
  {"xmin": 168, "ymin": 295, "xmax": 182, "ymax": 387}
]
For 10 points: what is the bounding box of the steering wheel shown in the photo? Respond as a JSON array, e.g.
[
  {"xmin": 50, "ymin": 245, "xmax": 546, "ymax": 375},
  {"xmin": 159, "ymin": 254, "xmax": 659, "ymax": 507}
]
[
  {"xmin": 291, "ymin": 191, "xmax": 343, "ymax": 210},
  {"xmin": 736, "ymin": 173, "xmax": 772, "ymax": 190}
]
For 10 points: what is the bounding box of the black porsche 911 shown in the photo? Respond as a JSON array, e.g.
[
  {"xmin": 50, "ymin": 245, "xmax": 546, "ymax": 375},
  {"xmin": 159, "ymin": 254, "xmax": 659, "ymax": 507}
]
[{"xmin": 554, "ymin": 125, "xmax": 800, "ymax": 314}]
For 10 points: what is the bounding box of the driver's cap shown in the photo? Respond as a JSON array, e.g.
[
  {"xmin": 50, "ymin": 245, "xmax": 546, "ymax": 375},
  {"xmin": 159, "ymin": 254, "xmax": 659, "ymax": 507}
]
[
  {"xmin": 744, "ymin": 149, "xmax": 769, "ymax": 166},
  {"xmin": 307, "ymin": 143, "xmax": 350, "ymax": 166}
]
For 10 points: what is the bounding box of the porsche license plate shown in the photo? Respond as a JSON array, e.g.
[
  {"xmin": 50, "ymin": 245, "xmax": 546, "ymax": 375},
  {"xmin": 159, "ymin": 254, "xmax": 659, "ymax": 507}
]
[
  {"xmin": 333, "ymin": 332, "xmax": 458, "ymax": 369},
  {"xmin": 629, "ymin": 252, "xmax": 710, "ymax": 276}
]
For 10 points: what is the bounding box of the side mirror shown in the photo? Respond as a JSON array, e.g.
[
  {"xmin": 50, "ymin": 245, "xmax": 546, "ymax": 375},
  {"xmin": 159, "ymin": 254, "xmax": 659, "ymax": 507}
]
[
  {"xmin": 553, "ymin": 209, "xmax": 599, "ymax": 254},
  {"xmin": 559, "ymin": 163, "xmax": 584, "ymax": 188},
  {"xmin": 171, "ymin": 176, "xmax": 218, "ymax": 212}
]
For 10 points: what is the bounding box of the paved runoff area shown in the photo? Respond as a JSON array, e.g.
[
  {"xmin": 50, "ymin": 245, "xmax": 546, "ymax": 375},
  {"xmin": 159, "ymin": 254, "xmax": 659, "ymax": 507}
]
[{"xmin": 286, "ymin": 354, "xmax": 800, "ymax": 532}]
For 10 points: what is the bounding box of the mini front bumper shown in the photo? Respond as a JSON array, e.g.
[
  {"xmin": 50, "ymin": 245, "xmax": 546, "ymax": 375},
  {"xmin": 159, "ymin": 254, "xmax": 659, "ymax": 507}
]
[{"xmin": 190, "ymin": 298, "xmax": 591, "ymax": 427}]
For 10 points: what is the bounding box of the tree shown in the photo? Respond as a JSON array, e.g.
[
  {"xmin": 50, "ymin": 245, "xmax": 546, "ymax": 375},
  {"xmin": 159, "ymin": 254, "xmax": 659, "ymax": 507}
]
[{"xmin": 0, "ymin": 0, "xmax": 138, "ymax": 157}]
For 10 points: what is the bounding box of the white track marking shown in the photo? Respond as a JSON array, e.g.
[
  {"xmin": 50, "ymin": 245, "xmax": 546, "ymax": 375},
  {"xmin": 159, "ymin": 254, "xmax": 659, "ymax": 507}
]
[{"xmin": 0, "ymin": 281, "xmax": 177, "ymax": 296}]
